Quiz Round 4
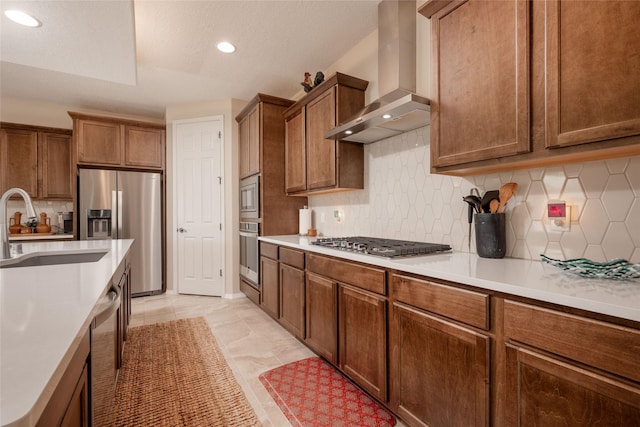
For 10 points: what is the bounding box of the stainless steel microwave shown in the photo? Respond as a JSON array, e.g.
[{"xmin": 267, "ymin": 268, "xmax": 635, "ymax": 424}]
[{"xmin": 240, "ymin": 175, "xmax": 259, "ymax": 219}]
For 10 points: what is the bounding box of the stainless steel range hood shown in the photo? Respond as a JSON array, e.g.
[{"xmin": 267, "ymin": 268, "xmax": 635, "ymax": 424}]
[{"xmin": 325, "ymin": 0, "xmax": 429, "ymax": 144}]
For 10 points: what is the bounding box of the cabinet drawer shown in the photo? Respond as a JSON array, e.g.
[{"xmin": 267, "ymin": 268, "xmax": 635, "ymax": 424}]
[
  {"xmin": 260, "ymin": 242, "xmax": 278, "ymax": 260},
  {"xmin": 392, "ymin": 274, "xmax": 489, "ymax": 330},
  {"xmin": 504, "ymin": 300, "xmax": 640, "ymax": 383},
  {"xmin": 307, "ymin": 254, "xmax": 386, "ymax": 295},
  {"xmin": 279, "ymin": 247, "xmax": 304, "ymax": 269},
  {"xmin": 240, "ymin": 279, "xmax": 260, "ymax": 305}
]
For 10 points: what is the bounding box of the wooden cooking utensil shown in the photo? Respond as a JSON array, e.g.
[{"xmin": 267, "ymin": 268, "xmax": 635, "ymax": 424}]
[
  {"xmin": 489, "ymin": 199, "xmax": 500, "ymax": 214},
  {"xmin": 497, "ymin": 182, "xmax": 518, "ymax": 213}
]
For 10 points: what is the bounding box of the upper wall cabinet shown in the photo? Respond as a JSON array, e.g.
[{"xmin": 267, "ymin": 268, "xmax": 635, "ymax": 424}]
[
  {"xmin": 236, "ymin": 94, "xmax": 307, "ymax": 236},
  {"xmin": 284, "ymin": 73, "xmax": 368, "ymax": 196},
  {"xmin": 69, "ymin": 112, "xmax": 165, "ymax": 171},
  {"xmin": 0, "ymin": 123, "xmax": 73, "ymax": 200},
  {"xmin": 421, "ymin": 0, "xmax": 640, "ymax": 175}
]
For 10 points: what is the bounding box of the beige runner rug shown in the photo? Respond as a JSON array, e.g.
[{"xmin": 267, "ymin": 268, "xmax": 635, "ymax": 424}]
[{"xmin": 113, "ymin": 317, "xmax": 261, "ymax": 426}]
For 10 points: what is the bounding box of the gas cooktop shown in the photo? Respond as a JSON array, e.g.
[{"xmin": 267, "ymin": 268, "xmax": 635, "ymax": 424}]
[{"xmin": 311, "ymin": 236, "xmax": 451, "ymax": 258}]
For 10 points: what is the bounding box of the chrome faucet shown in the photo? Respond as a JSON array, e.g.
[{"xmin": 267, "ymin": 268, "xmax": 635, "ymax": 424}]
[{"xmin": 1, "ymin": 188, "xmax": 37, "ymax": 259}]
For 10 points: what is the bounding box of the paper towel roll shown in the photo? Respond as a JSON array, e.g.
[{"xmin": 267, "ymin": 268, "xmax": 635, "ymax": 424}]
[{"xmin": 299, "ymin": 207, "xmax": 311, "ymax": 235}]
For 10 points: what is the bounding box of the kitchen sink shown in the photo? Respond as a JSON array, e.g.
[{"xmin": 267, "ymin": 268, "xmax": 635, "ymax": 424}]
[{"xmin": 0, "ymin": 250, "xmax": 108, "ymax": 269}]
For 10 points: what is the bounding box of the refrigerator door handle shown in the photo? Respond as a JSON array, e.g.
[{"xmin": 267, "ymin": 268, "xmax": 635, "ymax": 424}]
[
  {"xmin": 118, "ymin": 190, "xmax": 123, "ymax": 237},
  {"xmin": 111, "ymin": 190, "xmax": 117, "ymax": 239}
]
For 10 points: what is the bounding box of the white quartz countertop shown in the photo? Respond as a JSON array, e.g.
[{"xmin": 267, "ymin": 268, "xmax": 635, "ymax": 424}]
[
  {"xmin": 260, "ymin": 235, "xmax": 640, "ymax": 323},
  {"xmin": 0, "ymin": 239, "xmax": 133, "ymax": 427}
]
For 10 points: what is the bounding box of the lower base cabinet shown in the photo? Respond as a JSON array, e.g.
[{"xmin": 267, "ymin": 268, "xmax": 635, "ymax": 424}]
[
  {"xmin": 390, "ymin": 302, "xmax": 490, "ymax": 427},
  {"xmin": 504, "ymin": 344, "xmax": 640, "ymax": 426},
  {"xmin": 503, "ymin": 300, "xmax": 640, "ymax": 426},
  {"xmin": 260, "ymin": 256, "xmax": 279, "ymax": 319},
  {"xmin": 305, "ymin": 272, "xmax": 338, "ymax": 364},
  {"xmin": 253, "ymin": 244, "xmax": 640, "ymax": 427},
  {"xmin": 37, "ymin": 329, "xmax": 90, "ymax": 427},
  {"xmin": 339, "ymin": 284, "xmax": 388, "ymax": 402},
  {"xmin": 279, "ymin": 263, "xmax": 305, "ymax": 339}
]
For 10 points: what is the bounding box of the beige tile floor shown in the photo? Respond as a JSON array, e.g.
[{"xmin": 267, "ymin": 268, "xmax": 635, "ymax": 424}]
[{"xmin": 130, "ymin": 293, "xmax": 407, "ymax": 427}]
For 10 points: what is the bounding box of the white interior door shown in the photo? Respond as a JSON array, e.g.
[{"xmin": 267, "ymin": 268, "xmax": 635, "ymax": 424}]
[{"xmin": 175, "ymin": 118, "xmax": 224, "ymax": 296}]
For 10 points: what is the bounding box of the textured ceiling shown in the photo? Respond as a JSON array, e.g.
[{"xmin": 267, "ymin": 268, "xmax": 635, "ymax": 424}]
[{"xmin": 0, "ymin": 0, "xmax": 378, "ymax": 119}]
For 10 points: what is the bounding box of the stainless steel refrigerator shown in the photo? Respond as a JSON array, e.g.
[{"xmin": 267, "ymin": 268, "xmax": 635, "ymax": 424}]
[{"xmin": 79, "ymin": 168, "xmax": 163, "ymax": 295}]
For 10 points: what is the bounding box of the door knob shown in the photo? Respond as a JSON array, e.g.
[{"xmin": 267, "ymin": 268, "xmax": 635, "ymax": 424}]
[{"xmin": 177, "ymin": 227, "xmax": 187, "ymax": 233}]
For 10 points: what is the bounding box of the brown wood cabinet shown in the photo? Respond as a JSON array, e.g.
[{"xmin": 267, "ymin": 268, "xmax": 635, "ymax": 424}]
[
  {"xmin": 258, "ymin": 244, "xmax": 640, "ymax": 426},
  {"xmin": 238, "ymin": 105, "xmax": 259, "ymax": 179},
  {"xmin": 391, "ymin": 302, "xmax": 490, "ymax": 427},
  {"xmin": 37, "ymin": 328, "xmax": 90, "ymax": 427},
  {"xmin": 69, "ymin": 112, "xmax": 165, "ymax": 170},
  {"xmin": 502, "ymin": 300, "xmax": 640, "ymax": 425},
  {"xmin": 279, "ymin": 247, "xmax": 305, "ymax": 339},
  {"xmin": 260, "ymin": 242, "xmax": 279, "ymax": 319},
  {"xmin": 421, "ymin": 0, "xmax": 640, "ymax": 175},
  {"xmin": 117, "ymin": 258, "xmax": 131, "ymax": 368},
  {"xmin": 235, "ymin": 94, "xmax": 307, "ymax": 236},
  {"xmin": 0, "ymin": 123, "xmax": 73, "ymax": 199},
  {"xmin": 339, "ymin": 283, "xmax": 388, "ymax": 402},
  {"xmin": 284, "ymin": 73, "xmax": 368, "ymax": 195},
  {"xmin": 305, "ymin": 272, "xmax": 338, "ymax": 364},
  {"xmin": 390, "ymin": 274, "xmax": 491, "ymax": 426}
]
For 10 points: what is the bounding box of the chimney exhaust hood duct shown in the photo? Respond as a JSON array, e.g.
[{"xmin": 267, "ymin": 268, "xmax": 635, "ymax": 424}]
[{"xmin": 325, "ymin": 0, "xmax": 429, "ymax": 144}]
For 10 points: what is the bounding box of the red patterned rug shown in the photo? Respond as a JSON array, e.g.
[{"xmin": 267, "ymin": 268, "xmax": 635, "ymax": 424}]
[{"xmin": 259, "ymin": 357, "xmax": 396, "ymax": 426}]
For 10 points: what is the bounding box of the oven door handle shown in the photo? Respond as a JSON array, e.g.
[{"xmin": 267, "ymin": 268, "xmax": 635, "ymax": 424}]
[{"xmin": 239, "ymin": 230, "xmax": 258, "ymax": 238}]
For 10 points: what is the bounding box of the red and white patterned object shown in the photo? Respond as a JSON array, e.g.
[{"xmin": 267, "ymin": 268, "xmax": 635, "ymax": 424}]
[{"xmin": 259, "ymin": 357, "xmax": 396, "ymax": 427}]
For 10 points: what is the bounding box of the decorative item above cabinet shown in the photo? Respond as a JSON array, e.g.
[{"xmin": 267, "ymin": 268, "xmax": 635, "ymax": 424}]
[
  {"xmin": 284, "ymin": 73, "xmax": 368, "ymax": 196},
  {"xmin": 69, "ymin": 112, "xmax": 166, "ymax": 171},
  {"xmin": 421, "ymin": 0, "xmax": 640, "ymax": 176}
]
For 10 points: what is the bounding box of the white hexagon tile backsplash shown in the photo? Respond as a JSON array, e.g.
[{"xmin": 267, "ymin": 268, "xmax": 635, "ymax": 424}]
[{"xmin": 309, "ymin": 126, "xmax": 640, "ymax": 263}]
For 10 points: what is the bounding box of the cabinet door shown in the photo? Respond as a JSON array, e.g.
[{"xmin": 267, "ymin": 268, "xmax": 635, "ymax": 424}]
[
  {"xmin": 239, "ymin": 106, "xmax": 260, "ymax": 179},
  {"xmin": 260, "ymin": 256, "xmax": 279, "ymax": 319},
  {"xmin": 39, "ymin": 132, "xmax": 73, "ymax": 199},
  {"xmin": 247, "ymin": 106, "xmax": 260, "ymax": 176},
  {"xmin": 339, "ymin": 283, "xmax": 387, "ymax": 402},
  {"xmin": 0, "ymin": 128, "xmax": 38, "ymax": 197},
  {"xmin": 76, "ymin": 120, "xmax": 122, "ymax": 166},
  {"xmin": 305, "ymin": 273, "xmax": 338, "ymax": 364},
  {"xmin": 431, "ymin": 0, "xmax": 530, "ymax": 167},
  {"xmin": 390, "ymin": 302, "xmax": 489, "ymax": 427},
  {"xmin": 504, "ymin": 344, "xmax": 640, "ymax": 426},
  {"xmin": 60, "ymin": 364, "xmax": 90, "ymax": 427},
  {"xmin": 546, "ymin": 0, "xmax": 640, "ymax": 148},
  {"xmin": 238, "ymin": 115, "xmax": 250, "ymax": 179},
  {"xmin": 124, "ymin": 126, "xmax": 164, "ymax": 169},
  {"xmin": 279, "ymin": 263, "xmax": 305, "ymax": 339},
  {"xmin": 285, "ymin": 109, "xmax": 306, "ymax": 193},
  {"xmin": 306, "ymin": 88, "xmax": 336, "ymax": 190}
]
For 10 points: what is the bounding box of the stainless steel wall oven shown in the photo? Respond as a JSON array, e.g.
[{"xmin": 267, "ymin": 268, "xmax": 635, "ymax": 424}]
[{"xmin": 239, "ymin": 221, "xmax": 259, "ymax": 288}]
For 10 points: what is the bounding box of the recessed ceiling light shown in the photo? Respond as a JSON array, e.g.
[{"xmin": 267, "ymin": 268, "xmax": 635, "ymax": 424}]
[
  {"xmin": 382, "ymin": 113, "xmax": 392, "ymax": 119},
  {"xmin": 5, "ymin": 9, "xmax": 41, "ymax": 27},
  {"xmin": 217, "ymin": 41, "xmax": 236, "ymax": 53}
]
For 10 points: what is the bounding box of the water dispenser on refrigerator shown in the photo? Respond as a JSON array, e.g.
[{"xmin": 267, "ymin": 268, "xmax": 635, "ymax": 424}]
[{"xmin": 87, "ymin": 209, "xmax": 111, "ymax": 239}]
